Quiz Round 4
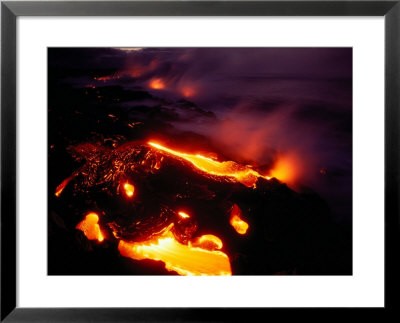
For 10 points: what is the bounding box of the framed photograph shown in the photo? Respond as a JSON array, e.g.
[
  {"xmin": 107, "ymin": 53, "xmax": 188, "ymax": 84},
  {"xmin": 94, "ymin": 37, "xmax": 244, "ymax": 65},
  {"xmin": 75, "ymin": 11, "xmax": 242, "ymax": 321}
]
[{"xmin": 1, "ymin": 0, "xmax": 398, "ymax": 321}]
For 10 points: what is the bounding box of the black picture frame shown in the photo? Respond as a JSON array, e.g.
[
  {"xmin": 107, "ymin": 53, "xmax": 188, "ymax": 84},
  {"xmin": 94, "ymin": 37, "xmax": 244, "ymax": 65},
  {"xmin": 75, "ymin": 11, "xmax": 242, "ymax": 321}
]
[{"xmin": 1, "ymin": 1, "xmax": 399, "ymax": 321}]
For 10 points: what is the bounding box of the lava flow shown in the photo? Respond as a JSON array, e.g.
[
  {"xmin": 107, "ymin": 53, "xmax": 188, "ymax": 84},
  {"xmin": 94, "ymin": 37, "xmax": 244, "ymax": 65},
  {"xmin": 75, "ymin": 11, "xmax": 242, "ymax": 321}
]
[
  {"xmin": 118, "ymin": 224, "xmax": 232, "ymax": 276},
  {"xmin": 230, "ymin": 204, "xmax": 249, "ymax": 235},
  {"xmin": 67, "ymin": 141, "xmax": 273, "ymax": 275},
  {"xmin": 148, "ymin": 142, "xmax": 271, "ymax": 187},
  {"xmin": 178, "ymin": 211, "xmax": 190, "ymax": 219},
  {"xmin": 54, "ymin": 175, "xmax": 75, "ymax": 197},
  {"xmin": 76, "ymin": 212, "xmax": 104, "ymax": 242},
  {"xmin": 76, "ymin": 208, "xmax": 232, "ymax": 275},
  {"xmin": 122, "ymin": 182, "xmax": 135, "ymax": 198}
]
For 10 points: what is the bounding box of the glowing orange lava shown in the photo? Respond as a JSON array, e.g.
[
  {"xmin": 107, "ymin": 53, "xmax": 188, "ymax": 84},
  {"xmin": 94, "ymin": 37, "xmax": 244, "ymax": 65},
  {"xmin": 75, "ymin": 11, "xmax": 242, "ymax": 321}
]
[
  {"xmin": 149, "ymin": 78, "xmax": 165, "ymax": 90},
  {"xmin": 190, "ymin": 235, "xmax": 223, "ymax": 250},
  {"xmin": 118, "ymin": 224, "xmax": 231, "ymax": 276},
  {"xmin": 148, "ymin": 142, "xmax": 271, "ymax": 187},
  {"xmin": 94, "ymin": 75, "xmax": 119, "ymax": 82},
  {"xmin": 76, "ymin": 212, "xmax": 104, "ymax": 242},
  {"xmin": 229, "ymin": 204, "xmax": 249, "ymax": 235},
  {"xmin": 123, "ymin": 182, "xmax": 135, "ymax": 198},
  {"xmin": 178, "ymin": 211, "xmax": 190, "ymax": 219},
  {"xmin": 269, "ymin": 154, "xmax": 297, "ymax": 184},
  {"xmin": 55, "ymin": 175, "xmax": 74, "ymax": 197}
]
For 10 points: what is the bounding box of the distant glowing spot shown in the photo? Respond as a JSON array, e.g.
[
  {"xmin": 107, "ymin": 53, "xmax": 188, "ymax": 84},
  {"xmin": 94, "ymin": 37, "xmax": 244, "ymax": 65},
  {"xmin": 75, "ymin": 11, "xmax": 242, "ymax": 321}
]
[
  {"xmin": 149, "ymin": 60, "xmax": 159, "ymax": 70},
  {"xmin": 118, "ymin": 47, "xmax": 143, "ymax": 52},
  {"xmin": 149, "ymin": 78, "xmax": 165, "ymax": 90},
  {"xmin": 230, "ymin": 204, "xmax": 249, "ymax": 235},
  {"xmin": 178, "ymin": 211, "xmax": 190, "ymax": 219},
  {"xmin": 76, "ymin": 212, "xmax": 104, "ymax": 242},
  {"xmin": 123, "ymin": 182, "xmax": 135, "ymax": 197},
  {"xmin": 181, "ymin": 86, "xmax": 196, "ymax": 98},
  {"xmin": 129, "ymin": 67, "xmax": 144, "ymax": 78}
]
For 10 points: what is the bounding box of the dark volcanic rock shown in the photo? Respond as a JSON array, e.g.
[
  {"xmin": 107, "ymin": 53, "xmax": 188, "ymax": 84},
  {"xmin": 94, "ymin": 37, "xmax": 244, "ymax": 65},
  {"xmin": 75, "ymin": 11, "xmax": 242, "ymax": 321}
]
[{"xmin": 49, "ymin": 141, "xmax": 351, "ymax": 275}]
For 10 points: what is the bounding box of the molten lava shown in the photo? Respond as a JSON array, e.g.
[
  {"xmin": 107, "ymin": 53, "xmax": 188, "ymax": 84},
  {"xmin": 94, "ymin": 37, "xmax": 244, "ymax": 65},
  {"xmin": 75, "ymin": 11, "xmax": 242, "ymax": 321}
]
[
  {"xmin": 148, "ymin": 142, "xmax": 271, "ymax": 187},
  {"xmin": 76, "ymin": 212, "xmax": 104, "ymax": 242},
  {"xmin": 190, "ymin": 235, "xmax": 223, "ymax": 250},
  {"xmin": 269, "ymin": 154, "xmax": 298, "ymax": 184},
  {"xmin": 55, "ymin": 175, "xmax": 74, "ymax": 197},
  {"xmin": 230, "ymin": 204, "xmax": 249, "ymax": 235},
  {"xmin": 178, "ymin": 211, "xmax": 190, "ymax": 219},
  {"xmin": 94, "ymin": 75, "xmax": 120, "ymax": 82},
  {"xmin": 123, "ymin": 182, "xmax": 135, "ymax": 198},
  {"xmin": 66, "ymin": 141, "xmax": 294, "ymax": 275},
  {"xmin": 149, "ymin": 78, "xmax": 165, "ymax": 90},
  {"xmin": 118, "ymin": 224, "xmax": 231, "ymax": 276}
]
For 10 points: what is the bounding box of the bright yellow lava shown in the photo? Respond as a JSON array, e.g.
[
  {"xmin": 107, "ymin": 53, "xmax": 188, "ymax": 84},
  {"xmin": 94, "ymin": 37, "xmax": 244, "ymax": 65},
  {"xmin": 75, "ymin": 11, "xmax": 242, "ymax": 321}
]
[
  {"xmin": 230, "ymin": 204, "xmax": 249, "ymax": 235},
  {"xmin": 118, "ymin": 225, "xmax": 231, "ymax": 276},
  {"xmin": 76, "ymin": 212, "xmax": 104, "ymax": 242},
  {"xmin": 190, "ymin": 235, "xmax": 223, "ymax": 250},
  {"xmin": 55, "ymin": 175, "xmax": 74, "ymax": 197},
  {"xmin": 230, "ymin": 215, "xmax": 249, "ymax": 235},
  {"xmin": 178, "ymin": 211, "xmax": 190, "ymax": 219},
  {"xmin": 149, "ymin": 78, "xmax": 165, "ymax": 90},
  {"xmin": 123, "ymin": 182, "xmax": 135, "ymax": 198},
  {"xmin": 148, "ymin": 142, "xmax": 271, "ymax": 187}
]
